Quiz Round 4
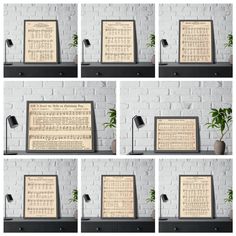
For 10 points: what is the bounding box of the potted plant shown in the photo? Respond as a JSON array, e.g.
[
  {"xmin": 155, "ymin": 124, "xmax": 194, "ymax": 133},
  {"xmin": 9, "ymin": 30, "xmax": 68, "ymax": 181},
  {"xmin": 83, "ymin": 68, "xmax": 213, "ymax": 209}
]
[
  {"xmin": 69, "ymin": 33, "xmax": 78, "ymax": 64},
  {"xmin": 146, "ymin": 188, "xmax": 155, "ymax": 219},
  {"xmin": 225, "ymin": 189, "xmax": 233, "ymax": 219},
  {"xmin": 147, "ymin": 33, "xmax": 155, "ymax": 64},
  {"xmin": 225, "ymin": 34, "xmax": 233, "ymax": 64},
  {"xmin": 69, "ymin": 189, "xmax": 78, "ymax": 219},
  {"xmin": 206, "ymin": 108, "xmax": 232, "ymax": 155},
  {"xmin": 104, "ymin": 108, "xmax": 116, "ymax": 154}
]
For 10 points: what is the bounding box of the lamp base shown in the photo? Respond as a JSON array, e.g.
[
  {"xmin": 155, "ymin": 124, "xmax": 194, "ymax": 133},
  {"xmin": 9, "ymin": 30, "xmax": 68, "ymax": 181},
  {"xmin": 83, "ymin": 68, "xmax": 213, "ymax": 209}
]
[
  {"xmin": 4, "ymin": 151, "xmax": 18, "ymax": 155},
  {"xmin": 81, "ymin": 217, "xmax": 90, "ymax": 221},
  {"xmin": 81, "ymin": 62, "xmax": 90, "ymax": 65},
  {"xmin": 129, "ymin": 151, "xmax": 144, "ymax": 155},
  {"xmin": 4, "ymin": 217, "xmax": 13, "ymax": 221},
  {"xmin": 4, "ymin": 62, "xmax": 13, "ymax": 65},
  {"xmin": 159, "ymin": 217, "xmax": 168, "ymax": 221},
  {"xmin": 159, "ymin": 62, "xmax": 168, "ymax": 65}
]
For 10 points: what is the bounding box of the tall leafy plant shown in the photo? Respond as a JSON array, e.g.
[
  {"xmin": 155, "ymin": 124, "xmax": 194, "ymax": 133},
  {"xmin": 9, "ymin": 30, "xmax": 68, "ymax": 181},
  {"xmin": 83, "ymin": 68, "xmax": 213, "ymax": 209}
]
[
  {"xmin": 225, "ymin": 189, "xmax": 233, "ymax": 203},
  {"xmin": 225, "ymin": 34, "xmax": 233, "ymax": 48},
  {"xmin": 147, "ymin": 34, "xmax": 155, "ymax": 48},
  {"xmin": 104, "ymin": 108, "xmax": 116, "ymax": 128},
  {"xmin": 69, "ymin": 34, "xmax": 78, "ymax": 48},
  {"xmin": 146, "ymin": 189, "xmax": 155, "ymax": 203},
  {"xmin": 69, "ymin": 189, "xmax": 78, "ymax": 203}
]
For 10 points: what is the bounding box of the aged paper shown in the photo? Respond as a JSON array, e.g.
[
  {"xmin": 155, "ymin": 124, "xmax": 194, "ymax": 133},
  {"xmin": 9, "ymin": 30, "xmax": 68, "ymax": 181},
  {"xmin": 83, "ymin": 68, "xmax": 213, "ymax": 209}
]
[
  {"xmin": 24, "ymin": 21, "xmax": 57, "ymax": 63},
  {"xmin": 155, "ymin": 118, "xmax": 197, "ymax": 151},
  {"xmin": 179, "ymin": 21, "xmax": 212, "ymax": 63},
  {"xmin": 179, "ymin": 176, "xmax": 212, "ymax": 218},
  {"xmin": 102, "ymin": 176, "xmax": 135, "ymax": 218},
  {"xmin": 27, "ymin": 102, "xmax": 93, "ymax": 151},
  {"xmin": 24, "ymin": 176, "xmax": 57, "ymax": 218},
  {"xmin": 102, "ymin": 21, "xmax": 135, "ymax": 63}
]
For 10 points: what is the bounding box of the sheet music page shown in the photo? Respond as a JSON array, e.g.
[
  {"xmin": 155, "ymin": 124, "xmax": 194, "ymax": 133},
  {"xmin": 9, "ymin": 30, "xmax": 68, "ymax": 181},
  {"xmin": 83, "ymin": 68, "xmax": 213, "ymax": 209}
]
[
  {"xmin": 156, "ymin": 118, "xmax": 197, "ymax": 151},
  {"xmin": 102, "ymin": 176, "xmax": 134, "ymax": 218},
  {"xmin": 24, "ymin": 21, "xmax": 57, "ymax": 63},
  {"xmin": 102, "ymin": 21, "xmax": 134, "ymax": 63},
  {"xmin": 180, "ymin": 176, "xmax": 212, "ymax": 218},
  {"xmin": 179, "ymin": 21, "xmax": 212, "ymax": 63},
  {"xmin": 27, "ymin": 102, "xmax": 93, "ymax": 151},
  {"xmin": 24, "ymin": 176, "xmax": 57, "ymax": 218}
]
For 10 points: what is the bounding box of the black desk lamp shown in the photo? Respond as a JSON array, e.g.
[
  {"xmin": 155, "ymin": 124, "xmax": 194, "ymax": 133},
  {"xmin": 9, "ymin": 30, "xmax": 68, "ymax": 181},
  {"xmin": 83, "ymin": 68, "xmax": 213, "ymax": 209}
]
[
  {"xmin": 5, "ymin": 115, "xmax": 18, "ymax": 155},
  {"xmin": 5, "ymin": 39, "xmax": 13, "ymax": 65},
  {"xmin": 82, "ymin": 39, "xmax": 91, "ymax": 65},
  {"xmin": 159, "ymin": 39, "xmax": 168, "ymax": 65},
  {"xmin": 82, "ymin": 194, "xmax": 91, "ymax": 220},
  {"xmin": 159, "ymin": 194, "xmax": 168, "ymax": 220},
  {"xmin": 5, "ymin": 194, "xmax": 13, "ymax": 220},
  {"xmin": 129, "ymin": 115, "xmax": 145, "ymax": 155}
]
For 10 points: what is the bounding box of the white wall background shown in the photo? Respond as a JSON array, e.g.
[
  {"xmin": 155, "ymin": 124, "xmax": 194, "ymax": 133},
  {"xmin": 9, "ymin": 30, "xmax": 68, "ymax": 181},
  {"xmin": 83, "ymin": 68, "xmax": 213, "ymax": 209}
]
[
  {"xmin": 4, "ymin": 4, "xmax": 77, "ymax": 62},
  {"xmin": 4, "ymin": 159, "xmax": 77, "ymax": 217},
  {"xmin": 120, "ymin": 81, "xmax": 232, "ymax": 154},
  {"xmin": 4, "ymin": 81, "xmax": 116, "ymax": 151},
  {"xmin": 81, "ymin": 4, "xmax": 155, "ymax": 62},
  {"xmin": 159, "ymin": 4, "xmax": 232, "ymax": 62},
  {"xmin": 81, "ymin": 159, "xmax": 155, "ymax": 217},
  {"xmin": 159, "ymin": 159, "xmax": 232, "ymax": 217}
]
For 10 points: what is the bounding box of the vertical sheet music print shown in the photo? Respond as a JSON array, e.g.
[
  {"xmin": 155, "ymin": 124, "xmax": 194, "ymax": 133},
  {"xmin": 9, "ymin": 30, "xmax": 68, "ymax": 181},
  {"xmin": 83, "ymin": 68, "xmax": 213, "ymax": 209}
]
[
  {"xmin": 24, "ymin": 21, "xmax": 57, "ymax": 63},
  {"xmin": 180, "ymin": 176, "xmax": 212, "ymax": 218},
  {"xmin": 28, "ymin": 103, "xmax": 93, "ymax": 151},
  {"xmin": 24, "ymin": 176, "xmax": 57, "ymax": 218},
  {"xmin": 102, "ymin": 176, "xmax": 135, "ymax": 218},
  {"xmin": 180, "ymin": 21, "xmax": 212, "ymax": 63},
  {"xmin": 102, "ymin": 21, "xmax": 134, "ymax": 63},
  {"xmin": 156, "ymin": 119, "xmax": 197, "ymax": 150}
]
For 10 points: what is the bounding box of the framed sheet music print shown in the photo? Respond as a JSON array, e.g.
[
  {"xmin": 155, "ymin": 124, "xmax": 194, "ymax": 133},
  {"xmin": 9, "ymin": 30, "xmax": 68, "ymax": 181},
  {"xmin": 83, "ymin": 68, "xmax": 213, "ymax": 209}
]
[
  {"xmin": 101, "ymin": 20, "xmax": 135, "ymax": 63},
  {"xmin": 179, "ymin": 20, "xmax": 213, "ymax": 63},
  {"xmin": 26, "ymin": 101, "xmax": 95, "ymax": 153},
  {"xmin": 101, "ymin": 175, "xmax": 136, "ymax": 218},
  {"xmin": 24, "ymin": 175, "xmax": 58, "ymax": 218},
  {"xmin": 179, "ymin": 175, "xmax": 213, "ymax": 219},
  {"xmin": 154, "ymin": 116, "xmax": 199, "ymax": 153},
  {"xmin": 24, "ymin": 20, "xmax": 58, "ymax": 63}
]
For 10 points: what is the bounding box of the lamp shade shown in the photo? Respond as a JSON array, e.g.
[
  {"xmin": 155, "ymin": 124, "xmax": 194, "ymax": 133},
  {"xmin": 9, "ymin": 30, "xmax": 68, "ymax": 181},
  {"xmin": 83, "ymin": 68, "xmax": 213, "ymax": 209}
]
[
  {"xmin": 160, "ymin": 194, "xmax": 168, "ymax": 202},
  {"xmin": 6, "ymin": 39, "xmax": 13, "ymax": 47},
  {"xmin": 161, "ymin": 39, "xmax": 168, "ymax": 47},
  {"xmin": 7, "ymin": 116, "xmax": 18, "ymax": 128},
  {"xmin": 83, "ymin": 194, "xmax": 91, "ymax": 202},
  {"xmin": 83, "ymin": 39, "xmax": 91, "ymax": 47},
  {"xmin": 134, "ymin": 116, "xmax": 145, "ymax": 128},
  {"xmin": 6, "ymin": 194, "xmax": 13, "ymax": 202}
]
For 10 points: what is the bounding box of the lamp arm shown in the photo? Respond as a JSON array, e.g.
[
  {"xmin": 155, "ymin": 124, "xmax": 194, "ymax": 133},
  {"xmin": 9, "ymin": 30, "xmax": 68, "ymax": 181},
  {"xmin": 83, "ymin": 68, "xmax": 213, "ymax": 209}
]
[
  {"xmin": 131, "ymin": 117, "xmax": 135, "ymax": 154},
  {"xmin": 5, "ymin": 40, "xmax": 7, "ymax": 64},
  {"xmin": 82, "ymin": 41, "xmax": 85, "ymax": 64},
  {"xmin": 159, "ymin": 40, "xmax": 162, "ymax": 64},
  {"xmin": 5, "ymin": 195, "xmax": 7, "ymax": 219},
  {"xmin": 160, "ymin": 196, "xmax": 162, "ymax": 219},
  {"xmin": 5, "ymin": 117, "xmax": 8, "ymax": 154},
  {"xmin": 82, "ymin": 196, "xmax": 84, "ymax": 219}
]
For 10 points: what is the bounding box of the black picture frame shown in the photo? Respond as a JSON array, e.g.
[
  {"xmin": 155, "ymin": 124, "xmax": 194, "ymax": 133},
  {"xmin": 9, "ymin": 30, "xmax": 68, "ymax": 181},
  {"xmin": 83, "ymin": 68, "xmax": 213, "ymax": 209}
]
[
  {"xmin": 154, "ymin": 116, "xmax": 200, "ymax": 153},
  {"xmin": 178, "ymin": 20, "xmax": 213, "ymax": 64},
  {"xmin": 24, "ymin": 20, "xmax": 59, "ymax": 64},
  {"xmin": 101, "ymin": 175, "xmax": 136, "ymax": 219},
  {"xmin": 26, "ymin": 101, "xmax": 95, "ymax": 153},
  {"xmin": 101, "ymin": 20, "xmax": 136, "ymax": 64},
  {"xmin": 23, "ymin": 175, "xmax": 59, "ymax": 219},
  {"xmin": 179, "ymin": 175, "xmax": 213, "ymax": 219}
]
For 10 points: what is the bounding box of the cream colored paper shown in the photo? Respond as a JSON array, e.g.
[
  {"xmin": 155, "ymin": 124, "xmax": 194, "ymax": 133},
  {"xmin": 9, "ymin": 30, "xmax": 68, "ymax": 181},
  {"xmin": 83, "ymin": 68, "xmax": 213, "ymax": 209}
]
[
  {"xmin": 102, "ymin": 21, "xmax": 134, "ymax": 63},
  {"xmin": 24, "ymin": 176, "xmax": 57, "ymax": 218},
  {"xmin": 24, "ymin": 21, "xmax": 57, "ymax": 63},
  {"xmin": 179, "ymin": 176, "xmax": 212, "ymax": 218},
  {"xmin": 179, "ymin": 21, "xmax": 212, "ymax": 63},
  {"xmin": 156, "ymin": 118, "xmax": 197, "ymax": 151},
  {"xmin": 27, "ymin": 102, "xmax": 93, "ymax": 151},
  {"xmin": 102, "ymin": 176, "xmax": 135, "ymax": 218}
]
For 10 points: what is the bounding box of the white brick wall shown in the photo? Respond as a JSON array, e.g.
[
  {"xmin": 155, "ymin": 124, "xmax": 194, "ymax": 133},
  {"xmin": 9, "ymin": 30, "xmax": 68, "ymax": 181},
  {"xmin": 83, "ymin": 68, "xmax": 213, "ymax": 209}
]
[
  {"xmin": 159, "ymin": 4, "xmax": 232, "ymax": 62},
  {"xmin": 4, "ymin": 159, "xmax": 77, "ymax": 217},
  {"xmin": 81, "ymin": 159, "xmax": 155, "ymax": 217},
  {"xmin": 81, "ymin": 4, "xmax": 155, "ymax": 62},
  {"xmin": 120, "ymin": 81, "xmax": 232, "ymax": 154},
  {"xmin": 159, "ymin": 159, "xmax": 232, "ymax": 217},
  {"xmin": 4, "ymin": 4, "xmax": 77, "ymax": 62},
  {"xmin": 4, "ymin": 81, "xmax": 116, "ymax": 151}
]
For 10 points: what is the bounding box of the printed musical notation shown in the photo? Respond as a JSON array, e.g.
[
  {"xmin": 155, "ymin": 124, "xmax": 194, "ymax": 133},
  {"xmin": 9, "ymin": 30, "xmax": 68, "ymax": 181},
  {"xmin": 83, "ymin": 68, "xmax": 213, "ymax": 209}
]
[
  {"xmin": 179, "ymin": 176, "xmax": 212, "ymax": 218},
  {"xmin": 102, "ymin": 176, "xmax": 135, "ymax": 218},
  {"xmin": 24, "ymin": 21, "xmax": 57, "ymax": 63},
  {"xmin": 155, "ymin": 118, "xmax": 197, "ymax": 151},
  {"xmin": 179, "ymin": 21, "xmax": 212, "ymax": 63},
  {"xmin": 27, "ymin": 102, "xmax": 93, "ymax": 151},
  {"xmin": 102, "ymin": 21, "xmax": 135, "ymax": 63},
  {"xmin": 24, "ymin": 176, "xmax": 57, "ymax": 218}
]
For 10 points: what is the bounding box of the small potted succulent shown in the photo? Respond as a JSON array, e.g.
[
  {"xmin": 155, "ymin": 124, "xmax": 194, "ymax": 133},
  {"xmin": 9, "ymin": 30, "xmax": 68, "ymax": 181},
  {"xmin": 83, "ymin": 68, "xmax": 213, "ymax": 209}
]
[
  {"xmin": 146, "ymin": 188, "xmax": 155, "ymax": 219},
  {"xmin": 69, "ymin": 33, "xmax": 78, "ymax": 64},
  {"xmin": 225, "ymin": 189, "xmax": 233, "ymax": 219},
  {"xmin": 104, "ymin": 108, "xmax": 116, "ymax": 154},
  {"xmin": 225, "ymin": 34, "xmax": 233, "ymax": 64},
  {"xmin": 69, "ymin": 189, "xmax": 78, "ymax": 219},
  {"xmin": 206, "ymin": 108, "xmax": 232, "ymax": 155},
  {"xmin": 147, "ymin": 33, "xmax": 155, "ymax": 64}
]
